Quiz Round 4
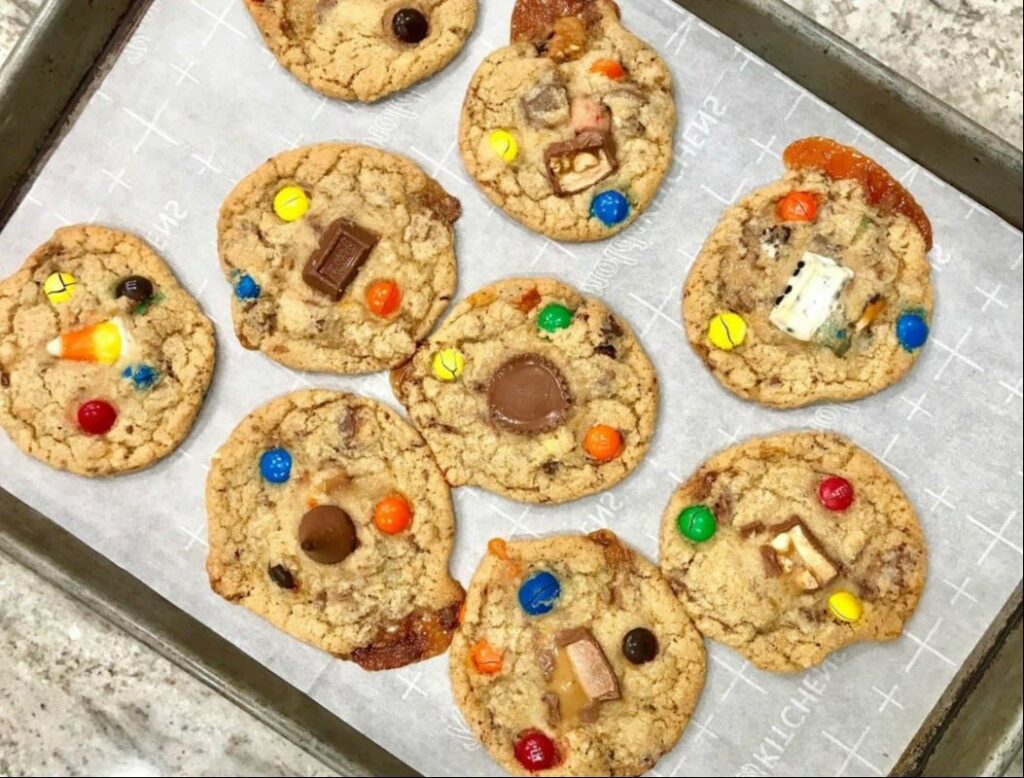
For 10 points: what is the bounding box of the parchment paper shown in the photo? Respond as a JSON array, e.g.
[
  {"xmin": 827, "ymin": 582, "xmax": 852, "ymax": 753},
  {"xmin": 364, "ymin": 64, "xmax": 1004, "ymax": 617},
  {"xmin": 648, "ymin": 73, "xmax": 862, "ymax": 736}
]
[{"xmin": 1, "ymin": 0, "xmax": 1021, "ymax": 774}]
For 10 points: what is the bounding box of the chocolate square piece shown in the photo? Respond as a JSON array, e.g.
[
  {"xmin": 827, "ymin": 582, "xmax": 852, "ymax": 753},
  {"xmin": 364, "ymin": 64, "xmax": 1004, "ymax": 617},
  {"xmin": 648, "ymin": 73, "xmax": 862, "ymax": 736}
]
[
  {"xmin": 544, "ymin": 131, "xmax": 617, "ymax": 196},
  {"xmin": 302, "ymin": 217, "xmax": 379, "ymax": 300}
]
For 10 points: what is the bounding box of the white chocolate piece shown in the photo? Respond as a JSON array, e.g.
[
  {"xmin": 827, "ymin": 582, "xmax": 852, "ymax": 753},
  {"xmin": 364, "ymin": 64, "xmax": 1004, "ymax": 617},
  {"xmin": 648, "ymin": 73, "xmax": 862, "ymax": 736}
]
[{"xmin": 769, "ymin": 252, "xmax": 853, "ymax": 341}]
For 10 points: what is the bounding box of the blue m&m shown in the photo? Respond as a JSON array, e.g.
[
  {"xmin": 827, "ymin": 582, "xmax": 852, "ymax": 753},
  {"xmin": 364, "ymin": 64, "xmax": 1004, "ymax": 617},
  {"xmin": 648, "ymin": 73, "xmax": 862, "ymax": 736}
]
[
  {"xmin": 260, "ymin": 447, "xmax": 292, "ymax": 484},
  {"xmin": 235, "ymin": 274, "xmax": 261, "ymax": 300},
  {"xmin": 591, "ymin": 190, "xmax": 629, "ymax": 227},
  {"xmin": 121, "ymin": 364, "xmax": 159, "ymax": 390},
  {"xmin": 518, "ymin": 571, "xmax": 561, "ymax": 616},
  {"xmin": 896, "ymin": 311, "xmax": 929, "ymax": 351}
]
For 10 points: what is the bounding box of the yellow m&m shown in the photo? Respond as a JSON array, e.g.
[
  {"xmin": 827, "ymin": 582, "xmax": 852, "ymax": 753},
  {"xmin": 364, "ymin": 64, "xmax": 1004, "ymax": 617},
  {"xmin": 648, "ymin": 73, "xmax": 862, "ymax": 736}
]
[
  {"xmin": 273, "ymin": 185, "xmax": 309, "ymax": 222},
  {"xmin": 828, "ymin": 590, "xmax": 863, "ymax": 623},
  {"xmin": 43, "ymin": 272, "xmax": 77, "ymax": 304},
  {"xmin": 488, "ymin": 130, "xmax": 518, "ymax": 163},
  {"xmin": 707, "ymin": 312, "xmax": 747, "ymax": 351},
  {"xmin": 431, "ymin": 348, "xmax": 465, "ymax": 381}
]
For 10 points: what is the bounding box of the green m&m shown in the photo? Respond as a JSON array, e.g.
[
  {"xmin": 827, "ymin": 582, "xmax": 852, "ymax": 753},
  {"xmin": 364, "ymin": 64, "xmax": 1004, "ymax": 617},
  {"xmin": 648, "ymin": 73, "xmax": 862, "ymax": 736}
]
[
  {"xmin": 677, "ymin": 504, "xmax": 716, "ymax": 542},
  {"xmin": 537, "ymin": 303, "xmax": 573, "ymax": 333}
]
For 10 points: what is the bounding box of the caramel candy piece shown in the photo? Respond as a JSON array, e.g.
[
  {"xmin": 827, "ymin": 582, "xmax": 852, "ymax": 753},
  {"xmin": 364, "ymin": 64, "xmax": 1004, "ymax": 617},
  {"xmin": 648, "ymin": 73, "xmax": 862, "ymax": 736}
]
[
  {"xmin": 302, "ymin": 217, "xmax": 379, "ymax": 299},
  {"xmin": 510, "ymin": 0, "xmax": 616, "ymax": 44},
  {"xmin": 488, "ymin": 354, "xmax": 572, "ymax": 434},
  {"xmin": 555, "ymin": 627, "xmax": 620, "ymax": 702},
  {"xmin": 544, "ymin": 131, "xmax": 617, "ymax": 196},
  {"xmin": 764, "ymin": 518, "xmax": 838, "ymax": 591}
]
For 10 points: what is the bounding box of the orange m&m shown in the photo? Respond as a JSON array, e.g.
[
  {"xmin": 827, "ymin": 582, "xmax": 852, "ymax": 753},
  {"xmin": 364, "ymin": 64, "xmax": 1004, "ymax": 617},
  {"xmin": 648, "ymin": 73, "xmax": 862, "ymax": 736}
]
[
  {"xmin": 584, "ymin": 425, "xmax": 622, "ymax": 462},
  {"xmin": 373, "ymin": 494, "xmax": 412, "ymax": 534},
  {"xmin": 777, "ymin": 191, "xmax": 818, "ymax": 222},
  {"xmin": 590, "ymin": 59, "xmax": 625, "ymax": 80},
  {"xmin": 471, "ymin": 640, "xmax": 503, "ymax": 674},
  {"xmin": 365, "ymin": 280, "xmax": 401, "ymax": 317}
]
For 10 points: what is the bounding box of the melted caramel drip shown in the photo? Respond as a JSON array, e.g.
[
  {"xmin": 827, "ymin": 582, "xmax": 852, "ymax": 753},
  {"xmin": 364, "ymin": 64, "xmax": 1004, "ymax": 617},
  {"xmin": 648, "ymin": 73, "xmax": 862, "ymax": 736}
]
[{"xmin": 547, "ymin": 645, "xmax": 590, "ymax": 723}]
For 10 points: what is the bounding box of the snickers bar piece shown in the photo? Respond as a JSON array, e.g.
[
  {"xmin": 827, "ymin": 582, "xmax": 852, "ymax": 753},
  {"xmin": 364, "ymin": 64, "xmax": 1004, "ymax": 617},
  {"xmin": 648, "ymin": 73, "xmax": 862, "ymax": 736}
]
[
  {"xmin": 302, "ymin": 217, "xmax": 379, "ymax": 300},
  {"xmin": 544, "ymin": 131, "xmax": 617, "ymax": 196}
]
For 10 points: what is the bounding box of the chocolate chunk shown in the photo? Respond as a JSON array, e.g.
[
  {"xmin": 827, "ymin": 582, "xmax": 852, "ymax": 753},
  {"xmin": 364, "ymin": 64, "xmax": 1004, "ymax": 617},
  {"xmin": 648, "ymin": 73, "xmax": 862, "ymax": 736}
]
[
  {"xmin": 600, "ymin": 315, "xmax": 623, "ymax": 339},
  {"xmin": 544, "ymin": 131, "xmax": 617, "ymax": 196},
  {"xmin": 760, "ymin": 545, "xmax": 782, "ymax": 577},
  {"xmin": 594, "ymin": 343, "xmax": 617, "ymax": 358},
  {"xmin": 543, "ymin": 691, "xmax": 561, "ymax": 725},
  {"xmin": 537, "ymin": 646, "xmax": 556, "ymax": 679},
  {"xmin": 488, "ymin": 354, "xmax": 572, "ymax": 434},
  {"xmin": 541, "ymin": 460, "xmax": 560, "ymax": 475},
  {"xmin": 738, "ymin": 521, "xmax": 765, "ymax": 538},
  {"xmin": 115, "ymin": 275, "xmax": 154, "ymax": 302},
  {"xmin": 298, "ymin": 505, "xmax": 358, "ymax": 564},
  {"xmin": 521, "ymin": 77, "xmax": 570, "ymax": 128},
  {"xmin": 268, "ymin": 564, "xmax": 296, "ymax": 589},
  {"xmin": 0, "ymin": 371, "xmax": 9, "ymax": 387},
  {"xmin": 302, "ymin": 218, "xmax": 378, "ymax": 299},
  {"xmin": 712, "ymin": 489, "xmax": 735, "ymax": 526},
  {"xmin": 414, "ymin": 181, "xmax": 461, "ymax": 224}
]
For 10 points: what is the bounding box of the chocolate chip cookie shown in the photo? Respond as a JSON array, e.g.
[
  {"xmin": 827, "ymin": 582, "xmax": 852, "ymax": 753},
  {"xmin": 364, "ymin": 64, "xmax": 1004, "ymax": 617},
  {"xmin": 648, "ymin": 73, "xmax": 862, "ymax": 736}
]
[
  {"xmin": 451, "ymin": 530, "xmax": 706, "ymax": 776},
  {"xmin": 683, "ymin": 137, "xmax": 935, "ymax": 408},
  {"xmin": 659, "ymin": 430, "xmax": 927, "ymax": 673},
  {"xmin": 244, "ymin": 0, "xmax": 477, "ymax": 101},
  {"xmin": 0, "ymin": 225, "xmax": 215, "ymax": 476},
  {"xmin": 391, "ymin": 277, "xmax": 658, "ymax": 504},
  {"xmin": 218, "ymin": 143, "xmax": 460, "ymax": 374},
  {"xmin": 459, "ymin": 0, "xmax": 675, "ymax": 241},
  {"xmin": 206, "ymin": 389, "xmax": 465, "ymax": 670}
]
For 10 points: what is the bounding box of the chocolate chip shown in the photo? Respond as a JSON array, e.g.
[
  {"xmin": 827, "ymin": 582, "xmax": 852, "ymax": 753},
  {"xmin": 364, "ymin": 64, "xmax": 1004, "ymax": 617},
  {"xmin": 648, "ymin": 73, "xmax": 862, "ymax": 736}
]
[
  {"xmin": 601, "ymin": 315, "xmax": 623, "ymax": 339},
  {"xmin": 298, "ymin": 505, "xmax": 358, "ymax": 564},
  {"xmin": 622, "ymin": 627, "xmax": 658, "ymax": 664},
  {"xmin": 0, "ymin": 371, "xmax": 9, "ymax": 387},
  {"xmin": 487, "ymin": 354, "xmax": 572, "ymax": 434},
  {"xmin": 594, "ymin": 343, "xmax": 617, "ymax": 358},
  {"xmin": 115, "ymin": 275, "xmax": 154, "ymax": 302},
  {"xmin": 302, "ymin": 218, "xmax": 378, "ymax": 299},
  {"xmin": 268, "ymin": 564, "xmax": 296, "ymax": 589},
  {"xmin": 391, "ymin": 7, "xmax": 428, "ymax": 43},
  {"xmin": 541, "ymin": 460, "xmax": 560, "ymax": 475}
]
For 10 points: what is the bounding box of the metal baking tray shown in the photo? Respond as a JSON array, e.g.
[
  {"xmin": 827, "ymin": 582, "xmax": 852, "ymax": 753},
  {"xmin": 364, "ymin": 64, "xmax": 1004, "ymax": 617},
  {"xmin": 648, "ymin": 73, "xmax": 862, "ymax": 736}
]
[{"xmin": 1, "ymin": 0, "xmax": 1020, "ymax": 774}]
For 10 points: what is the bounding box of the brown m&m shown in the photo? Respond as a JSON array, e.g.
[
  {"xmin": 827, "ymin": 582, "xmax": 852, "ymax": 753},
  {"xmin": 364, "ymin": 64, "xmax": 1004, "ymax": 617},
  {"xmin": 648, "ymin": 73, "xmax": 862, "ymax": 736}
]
[
  {"xmin": 302, "ymin": 217, "xmax": 378, "ymax": 300},
  {"xmin": 298, "ymin": 505, "xmax": 358, "ymax": 564},
  {"xmin": 544, "ymin": 131, "xmax": 617, "ymax": 196},
  {"xmin": 487, "ymin": 354, "xmax": 571, "ymax": 434}
]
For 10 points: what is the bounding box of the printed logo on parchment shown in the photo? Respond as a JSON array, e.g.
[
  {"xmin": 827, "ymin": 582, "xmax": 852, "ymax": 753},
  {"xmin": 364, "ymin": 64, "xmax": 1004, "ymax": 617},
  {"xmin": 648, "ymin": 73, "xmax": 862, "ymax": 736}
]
[
  {"xmin": 124, "ymin": 35, "xmax": 150, "ymax": 65},
  {"xmin": 142, "ymin": 201, "xmax": 189, "ymax": 251},
  {"xmin": 578, "ymin": 491, "xmax": 626, "ymax": 535},
  {"xmin": 808, "ymin": 403, "xmax": 858, "ymax": 431},
  {"xmin": 733, "ymin": 655, "xmax": 843, "ymax": 776},
  {"xmin": 580, "ymin": 215, "xmax": 656, "ymax": 295},
  {"xmin": 446, "ymin": 706, "xmax": 482, "ymax": 751},
  {"xmin": 364, "ymin": 90, "xmax": 428, "ymax": 147},
  {"xmin": 673, "ymin": 94, "xmax": 728, "ymax": 178}
]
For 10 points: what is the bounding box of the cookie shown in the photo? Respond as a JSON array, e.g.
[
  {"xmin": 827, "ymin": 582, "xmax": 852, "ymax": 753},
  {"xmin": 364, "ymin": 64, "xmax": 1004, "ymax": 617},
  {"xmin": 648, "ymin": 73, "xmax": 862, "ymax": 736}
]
[
  {"xmin": 683, "ymin": 137, "xmax": 934, "ymax": 408},
  {"xmin": 0, "ymin": 226, "xmax": 215, "ymax": 476},
  {"xmin": 451, "ymin": 530, "xmax": 706, "ymax": 776},
  {"xmin": 206, "ymin": 389, "xmax": 465, "ymax": 670},
  {"xmin": 391, "ymin": 277, "xmax": 658, "ymax": 504},
  {"xmin": 244, "ymin": 0, "xmax": 477, "ymax": 102},
  {"xmin": 659, "ymin": 430, "xmax": 927, "ymax": 673},
  {"xmin": 459, "ymin": 0, "xmax": 675, "ymax": 241},
  {"xmin": 218, "ymin": 143, "xmax": 460, "ymax": 374}
]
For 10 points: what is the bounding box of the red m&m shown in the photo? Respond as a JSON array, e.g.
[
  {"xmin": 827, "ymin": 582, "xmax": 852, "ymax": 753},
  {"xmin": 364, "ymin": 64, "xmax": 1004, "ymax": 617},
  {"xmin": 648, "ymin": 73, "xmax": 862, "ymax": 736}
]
[
  {"xmin": 514, "ymin": 730, "xmax": 557, "ymax": 772},
  {"xmin": 77, "ymin": 399, "xmax": 117, "ymax": 435},
  {"xmin": 818, "ymin": 475, "xmax": 854, "ymax": 512}
]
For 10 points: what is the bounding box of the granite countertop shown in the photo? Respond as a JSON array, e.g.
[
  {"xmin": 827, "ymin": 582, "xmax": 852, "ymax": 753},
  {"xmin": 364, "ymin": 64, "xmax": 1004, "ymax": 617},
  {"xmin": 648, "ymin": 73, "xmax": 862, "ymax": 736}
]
[{"xmin": 1, "ymin": 1, "xmax": 1021, "ymax": 776}]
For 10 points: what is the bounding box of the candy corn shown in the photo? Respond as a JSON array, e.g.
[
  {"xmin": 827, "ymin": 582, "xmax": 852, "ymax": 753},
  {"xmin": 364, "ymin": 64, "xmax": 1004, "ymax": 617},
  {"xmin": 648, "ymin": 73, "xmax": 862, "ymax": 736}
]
[{"xmin": 46, "ymin": 317, "xmax": 128, "ymax": 364}]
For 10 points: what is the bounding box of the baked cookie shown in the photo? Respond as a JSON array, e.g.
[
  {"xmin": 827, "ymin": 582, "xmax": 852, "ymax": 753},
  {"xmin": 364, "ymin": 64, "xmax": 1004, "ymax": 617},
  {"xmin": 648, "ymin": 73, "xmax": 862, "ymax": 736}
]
[
  {"xmin": 659, "ymin": 431, "xmax": 927, "ymax": 673},
  {"xmin": 459, "ymin": 0, "xmax": 675, "ymax": 241},
  {"xmin": 683, "ymin": 137, "xmax": 934, "ymax": 408},
  {"xmin": 206, "ymin": 389, "xmax": 464, "ymax": 670},
  {"xmin": 244, "ymin": 0, "xmax": 477, "ymax": 102},
  {"xmin": 0, "ymin": 226, "xmax": 215, "ymax": 476},
  {"xmin": 391, "ymin": 277, "xmax": 657, "ymax": 504},
  {"xmin": 218, "ymin": 143, "xmax": 460, "ymax": 374},
  {"xmin": 451, "ymin": 530, "xmax": 706, "ymax": 776}
]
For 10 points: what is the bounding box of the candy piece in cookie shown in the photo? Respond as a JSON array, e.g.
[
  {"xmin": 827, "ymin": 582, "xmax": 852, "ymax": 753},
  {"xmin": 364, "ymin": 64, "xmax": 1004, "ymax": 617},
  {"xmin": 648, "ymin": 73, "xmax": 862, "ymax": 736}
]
[
  {"xmin": 459, "ymin": 0, "xmax": 676, "ymax": 241},
  {"xmin": 682, "ymin": 136, "xmax": 934, "ymax": 407},
  {"xmin": 206, "ymin": 390, "xmax": 464, "ymax": 670},
  {"xmin": 244, "ymin": 0, "xmax": 477, "ymax": 102},
  {"xmin": 451, "ymin": 530, "xmax": 706, "ymax": 776},
  {"xmin": 391, "ymin": 277, "xmax": 657, "ymax": 504},
  {"xmin": 218, "ymin": 143, "xmax": 460, "ymax": 374},
  {"xmin": 660, "ymin": 431, "xmax": 927, "ymax": 672},
  {"xmin": 0, "ymin": 225, "xmax": 214, "ymax": 475}
]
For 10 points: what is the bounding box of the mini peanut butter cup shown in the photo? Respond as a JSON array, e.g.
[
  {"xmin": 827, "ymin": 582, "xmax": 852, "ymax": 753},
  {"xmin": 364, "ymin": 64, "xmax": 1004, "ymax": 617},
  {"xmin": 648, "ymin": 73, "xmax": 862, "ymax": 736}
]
[{"xmin": 487, "ymin": 353, "xmax": 572, "ymax": 434}]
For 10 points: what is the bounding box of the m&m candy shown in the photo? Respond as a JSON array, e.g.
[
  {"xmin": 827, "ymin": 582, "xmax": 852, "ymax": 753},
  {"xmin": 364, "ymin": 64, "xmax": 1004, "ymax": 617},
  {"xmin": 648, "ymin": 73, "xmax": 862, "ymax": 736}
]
[
  {"xmin": 115, "ymin": 275, "xmax": 154, "ymax": 302},
  {"xmin": 259, "ymin": 447, "xmax": 292, "ymax": 483},
  {"xmin": 391, "ymin": 7, "xmax": 429, "ymax": 43},
  {"xmin": 590, "ymin": 59, "xmax": 625, "ymax": 80},
  {"xmin": 537, "ymin": 303, "xmax": 573, "ymax": 333},
  {"xmin": 622, "ymin": 627, "xmax": 658, "ymax": 664},
  {"xmin": 431, "ymin": 348, "xmax": 465, "ymax": 381},
  {"xmin": 43, "ymin": 272, "xmax": 77, "ymax": 304},
  {"xmin": 488, "ymin": 130, "xmax": 519, "ymax": 163},
  {"xmin": 273, "ymin": 185, "xmax": 309, "ymax": 222},
  {"xmin": 707, "ymin": 312, "xmax": 747, "ymax": 351},
  {"xmin": 777, "ymin": 191, "xmax": 818, "ymax": 222},
  {"xmin": 591, "ymin": 190, "xmax": 629, "ymax": 226},
  {"xmin": 373, "ymin": 494, "xmax": 412, "ymax": 534},
  {"xmin": 77, "ymin": 399, "xmax": 117, "ymax": 435},
  {"xmin": 896, "ymin": 312, "xmax": 929, "ymax": 351},
  {"xmin": 121, "ymin": 364, "xmax": 159, "ymax": 390},
  {"xmin": 470, "ymin": 639, "xmax": 503, "ymax": 674},
  {"xmin": 584, "ymin": 425, "xmax": 622, "ymax": 462},
  {"xmin": 234, "ymin": 274, "xmax": 260, "ymax": 300},
  {"xmin": 514, "ymin": 730, "xmax": 557, "ymax": 772},
  {"xmin": 517, "ymin": 571, "xmax": 561, "ymax": 615},
  {"xmin": 365, "ymin": 279, "xmax": 401, "ymax": 317},
  {"xmin": 828, "ymin": 590, "xmax": 863, "ymax": 623},
  {"xmin": 677, "ymin": 504, "xmax": 716, "ymax": 542},
  {"xmin": 818, "ymin": 475, "xmax": 854, "ymax": 512}
]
